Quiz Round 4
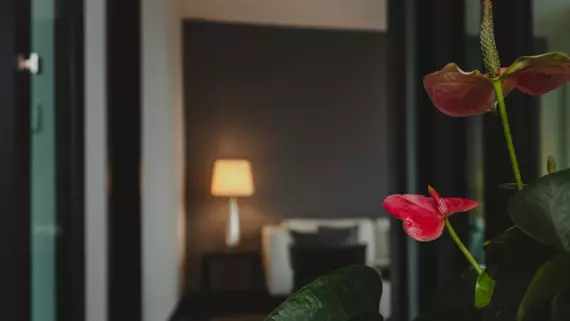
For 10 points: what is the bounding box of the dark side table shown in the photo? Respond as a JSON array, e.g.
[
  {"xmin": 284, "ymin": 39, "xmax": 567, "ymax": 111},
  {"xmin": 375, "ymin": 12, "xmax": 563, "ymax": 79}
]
[
  {"xmin": 201, "ymin": 251, "xmax": 265, "ymax": 292},
  {"xmin": 169, "ymin": 251, "xmax": 285, "ymax": 321}
]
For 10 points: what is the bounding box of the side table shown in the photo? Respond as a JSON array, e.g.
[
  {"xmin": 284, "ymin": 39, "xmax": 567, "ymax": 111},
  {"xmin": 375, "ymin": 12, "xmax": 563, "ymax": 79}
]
[
  {"xmin": 168, "ymin": 251, "xmax": 285, "ymax": 321},
  {"xmin": 201, "ymin": 251, "xmax": 265, "ymax": 292}
]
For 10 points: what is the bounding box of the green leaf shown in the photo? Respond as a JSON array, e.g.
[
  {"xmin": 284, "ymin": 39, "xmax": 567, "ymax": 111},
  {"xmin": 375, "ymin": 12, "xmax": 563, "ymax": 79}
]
[
  {"xmin": 508, "ymin": 169, "xmax": 570, "ymax": 251},
  {"xmin": 517, "ymin": 253, "xmax": 570, "ymax": 321},
  {"xmin": 265, "ymin": 265, "xmax": 383, "ymax": 321},
  {"xmin": 475, "ymin": 271, "xmax": 496, "ymax": 308},
  {"xmin": 483, "ymin": 226, "xmax": 521, "ymax": 249},
  {"xmin": 482, "ymin": 228, "xmax": 558, "ymax": 321},
  {"xmin": 498, "ymin": 183, "xmax": 527, "ymax": 190},
  {"xmin": 413, "ymin": 269, "xmax": 483, "ymax": 321},
  {"xmin": 550, "ymin": 289, "xmax": 570, "ymax": 321}
]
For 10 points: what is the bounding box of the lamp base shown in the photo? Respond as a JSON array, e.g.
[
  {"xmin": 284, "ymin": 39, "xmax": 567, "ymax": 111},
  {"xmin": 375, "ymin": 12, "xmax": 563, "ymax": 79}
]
[{"xmin": 226, "ymin": 197, "xmax": 240, "ymax": 248}]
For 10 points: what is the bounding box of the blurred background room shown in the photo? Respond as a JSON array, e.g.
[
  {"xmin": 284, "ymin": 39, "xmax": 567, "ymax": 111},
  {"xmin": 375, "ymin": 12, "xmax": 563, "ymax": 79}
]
[{"xmin": 1, "ymin": 0, "xmax": 570, "ymax": 321}]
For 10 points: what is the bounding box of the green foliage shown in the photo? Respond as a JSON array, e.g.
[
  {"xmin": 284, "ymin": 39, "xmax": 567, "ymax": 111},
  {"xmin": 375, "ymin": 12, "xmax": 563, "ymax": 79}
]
[
  {"xmin": 482, "ymin": 226, "xmax": 522, "ymax": 248},
  {"xmin": 265, "ymin": 265, "xmax": 383, "ymax": 321},
  {"xmin": 264, "ymin": 170, "xmax": 570, "ymax": 321},
  {"xmin": 498, "ymin": 183, "xmax": 527, "ymax": 190},
  {"xmin": 475, "ymin": 271, "xmax": 496, "ymax": 309},
  {"xmin": 509, "ymin": 169, "xmax": 570, "ymax": 251},
  {"xmin": 413, "ymin": 269, "xmax": 482, "ymax": 321},
  {"xmin": 482, "ymin": 226, "xmax": 558, "ymax": 321},
  {"xmin": 517, "ymin": 253, "xmax": 570, "ymax": 321},
  {"xmin": 410, "ymin": 113, "xmax": 570, "ymax": 321},
  {"xmin": 550, "ymin": 289, "xmax": 570, "ymax": 321},
  {"xmin": 413, "ymin": 226, "xmax": 559, "ymax": 321}
]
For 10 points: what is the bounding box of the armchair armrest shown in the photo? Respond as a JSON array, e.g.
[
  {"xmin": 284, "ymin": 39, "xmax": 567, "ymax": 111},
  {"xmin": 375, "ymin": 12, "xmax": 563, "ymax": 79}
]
[{"xmin": 261, "ymin": 225, "xmax": 293, "ymax": 296}]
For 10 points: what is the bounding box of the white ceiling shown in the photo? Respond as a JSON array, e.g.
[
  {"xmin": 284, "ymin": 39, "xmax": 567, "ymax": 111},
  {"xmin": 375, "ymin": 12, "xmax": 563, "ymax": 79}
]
[
  {"xmin": 182, "ymin": 0, "xmax": 387, "ymax": 31},
  {"xmin": 182, "ymin": 0, "xmax": 570, "ymax": 36}
]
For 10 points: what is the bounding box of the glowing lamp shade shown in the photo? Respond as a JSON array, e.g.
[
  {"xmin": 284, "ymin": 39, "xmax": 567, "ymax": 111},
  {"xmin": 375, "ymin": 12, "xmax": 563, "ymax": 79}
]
[
  {"xmin": 210, "ymin": 159, "xmax": 254, "ymax": 248},
  {"xmin": 211, "ymin": 160, "xmax": 254, "ymax": 197}
]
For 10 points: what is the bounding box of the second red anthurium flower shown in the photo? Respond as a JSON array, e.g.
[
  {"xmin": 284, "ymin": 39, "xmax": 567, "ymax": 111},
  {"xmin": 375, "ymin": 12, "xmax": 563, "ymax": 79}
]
[
  {"xmin": 423, "ymin": 52, "xmax": 570, "ymax": 117},
  {"xmin": 383, "ymin": 186, "xmax": 479, "ymax": 241}
]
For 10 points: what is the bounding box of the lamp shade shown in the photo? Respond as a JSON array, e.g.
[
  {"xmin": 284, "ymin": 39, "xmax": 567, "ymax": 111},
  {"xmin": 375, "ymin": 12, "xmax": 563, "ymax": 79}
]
[{"xmin": 211, "ymin": 159, "xmax": 254, "ymax": 197}]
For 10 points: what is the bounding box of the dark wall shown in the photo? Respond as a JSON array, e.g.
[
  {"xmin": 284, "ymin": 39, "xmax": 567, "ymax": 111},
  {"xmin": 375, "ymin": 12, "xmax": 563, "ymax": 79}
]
[{"xmin": 183, "ymin": 21, "xmax": 389, "ymax": 289}]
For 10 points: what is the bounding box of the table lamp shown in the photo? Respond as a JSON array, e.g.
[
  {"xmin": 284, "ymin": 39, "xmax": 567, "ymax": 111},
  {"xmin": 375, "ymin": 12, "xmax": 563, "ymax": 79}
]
[{"xmin": 211, "ymin": 159, "xmax": 254, "ymax": 248}]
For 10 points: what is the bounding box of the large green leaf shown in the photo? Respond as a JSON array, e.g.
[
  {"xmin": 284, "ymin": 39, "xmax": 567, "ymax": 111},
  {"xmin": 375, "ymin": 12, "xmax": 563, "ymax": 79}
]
[
  {"xmin": 413, "ymin": 269, "xmax": 483, "ymax": 321},
  {"xmin": 265, "ymin": 265, "xmax": 383, "ymax": 321},
  {"xmin": 550, "ymin": 289, "xmax": 570, "ymax": 321},
  {"xmin": 482, "ymin": 227, "xmax": 558, "ymax": 321},
  {"xmin": 517, "ymin": 253, "xmax": 570, "ymax": 321},
  {"xmin": 508, "ymin": 169, "xmax": 570, "ymax": 251}
]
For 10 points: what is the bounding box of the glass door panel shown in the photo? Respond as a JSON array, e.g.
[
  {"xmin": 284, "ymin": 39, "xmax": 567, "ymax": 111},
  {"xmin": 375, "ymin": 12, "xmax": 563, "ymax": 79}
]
[{"xmin": 31, "ymin": 0, "xmax": 56, "ymax": 320}]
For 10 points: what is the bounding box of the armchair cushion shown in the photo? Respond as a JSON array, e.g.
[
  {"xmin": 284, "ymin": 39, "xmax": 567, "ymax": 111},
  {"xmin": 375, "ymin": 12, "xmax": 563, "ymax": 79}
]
[
  {"xmin": 290, "ymin": 225, "xmax": 359, "ymax": 247},
  {"xmin": 289, "ymin": 244, "xmax": 367, "ymax": 291}
]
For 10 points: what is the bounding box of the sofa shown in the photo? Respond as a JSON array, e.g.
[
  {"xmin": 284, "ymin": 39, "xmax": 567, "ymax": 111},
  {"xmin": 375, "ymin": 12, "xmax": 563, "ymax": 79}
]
[{"xmin": 261, "ymin": 217, "xmax": 391, "ymax": 318}]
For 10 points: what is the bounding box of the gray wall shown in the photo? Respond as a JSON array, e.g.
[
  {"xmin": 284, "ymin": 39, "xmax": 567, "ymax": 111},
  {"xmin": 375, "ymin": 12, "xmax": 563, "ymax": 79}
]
[
  {"xmin": 142, "ymin": 0, "xmax": 184, "ymax": 320},
  {"xmin": 183, "ymin": 21, "xmax": 389, "ymax": 289},
  {"xmin": 85, "ymin": 0, "xmax": 107, "ymax": 319}
]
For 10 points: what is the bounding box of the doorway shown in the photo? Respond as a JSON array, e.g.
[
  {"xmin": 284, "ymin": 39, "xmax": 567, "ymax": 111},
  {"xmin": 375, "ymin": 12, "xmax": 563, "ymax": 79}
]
[{"xmin": 0, "ymin": 0, "xmax": 84, "ymax": 320}]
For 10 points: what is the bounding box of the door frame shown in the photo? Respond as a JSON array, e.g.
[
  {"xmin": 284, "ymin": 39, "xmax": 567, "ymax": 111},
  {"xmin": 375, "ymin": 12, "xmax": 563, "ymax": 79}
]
[
  {"xmin": 0, "ymin": 0, "xmax": 85, "ymax": 320},
  {"xmin": 55, "ymin": 0, "xmax": 85, "ymax": 320},
  {"xmin": 0, "ymin": 0, "xmax": 32, "ymax": 320},
  {"xmin": 106, "ymin": 0, "xmax": 142, "ymax": 319}
]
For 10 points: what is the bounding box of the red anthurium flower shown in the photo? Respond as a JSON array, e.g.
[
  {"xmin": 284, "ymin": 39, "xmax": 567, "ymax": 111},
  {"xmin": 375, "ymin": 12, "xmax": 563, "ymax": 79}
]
[
  {"xmin": 383, "ymin": 186, "xmax": 479, "ymax": 241},
  {"xmin": 424, "ymin": 52, "xmax": 570, "ymax": 117}
]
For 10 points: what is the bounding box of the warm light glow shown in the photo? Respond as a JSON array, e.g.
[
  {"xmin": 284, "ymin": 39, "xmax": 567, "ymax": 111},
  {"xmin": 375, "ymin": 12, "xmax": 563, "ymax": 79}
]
[{"xmin": 211, "ymin": 159, "xmax": 254, "ymax": 197}]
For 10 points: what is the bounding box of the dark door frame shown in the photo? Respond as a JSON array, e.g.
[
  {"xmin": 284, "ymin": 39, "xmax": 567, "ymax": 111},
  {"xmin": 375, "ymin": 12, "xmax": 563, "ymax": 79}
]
[
  {"xmin": 106, "ymin": 0, "xmax": 142, "ymax": 320},
  {"xmin": 386, "ymin": 0, "xmax": 410, "ymax": 320},
  {"xmin": 0, "ymin": 1, "xmax": 32, "ymax": 320},
  {"xmin": 0, "ymin": 0, "xmax": 85, "ymax": 320},
  {"xmin": 55, "ymin": 0, "xmax": 86, "ymax": 320}
]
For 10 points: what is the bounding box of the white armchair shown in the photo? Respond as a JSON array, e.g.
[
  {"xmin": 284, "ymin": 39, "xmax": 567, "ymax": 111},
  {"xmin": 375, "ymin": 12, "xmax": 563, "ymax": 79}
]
[{"xmin": 261, "ymin": 217, "xmax": 391, "ymax": 318}]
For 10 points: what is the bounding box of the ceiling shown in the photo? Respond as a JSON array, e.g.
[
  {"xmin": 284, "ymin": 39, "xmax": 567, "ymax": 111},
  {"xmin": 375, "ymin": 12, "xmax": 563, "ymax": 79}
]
[
  {"xmin": 181, "ymin": 0, "xmax": 570, "ymax": 49},
  {"xmin": 181, "ymin": 0, "xmax": 387, "ymax": 31}
]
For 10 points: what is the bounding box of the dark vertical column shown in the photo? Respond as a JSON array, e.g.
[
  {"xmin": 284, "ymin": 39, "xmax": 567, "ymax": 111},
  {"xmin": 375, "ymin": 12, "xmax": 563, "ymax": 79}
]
[
  {"xmin": 415, "ymin": 0, "xmax": 468, "ymax": 310},
  {"xmin": 0, "ymin": 0, "xmax": 31, "ymax": 320},
  {"xmin": 55, "ymin": 0, "xmax": 85, "ymax": 320},
  {"xmin": 386, "ymin": 0, "xmax": 410, "ymax": 319},
  {"xmin": 387, "ymin": 0, "xmax": 468, "ymax": 317},
  {"xmin": 484, "ymin": 0, "xmax": 537, "ymax": 239},
  {"xmin": 107, "ymin": 0, "xmax": 142, "ymax": 320}
]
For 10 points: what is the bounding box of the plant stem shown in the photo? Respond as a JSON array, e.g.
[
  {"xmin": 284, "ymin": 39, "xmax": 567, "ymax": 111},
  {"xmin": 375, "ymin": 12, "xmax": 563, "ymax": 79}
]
[
  {"xmin": 492, "ymin": 80, "xmax": 524, "ymax": 191},
  {"xmin": 445, "ymin": 218, "xmax": 483, "ymax": 275}
]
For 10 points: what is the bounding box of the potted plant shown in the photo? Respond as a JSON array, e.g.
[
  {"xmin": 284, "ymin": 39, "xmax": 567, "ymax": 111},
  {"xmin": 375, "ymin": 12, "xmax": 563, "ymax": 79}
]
[{"xmin": 264, "ymin": 1, "xmax": 570, "ymax": 321}]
